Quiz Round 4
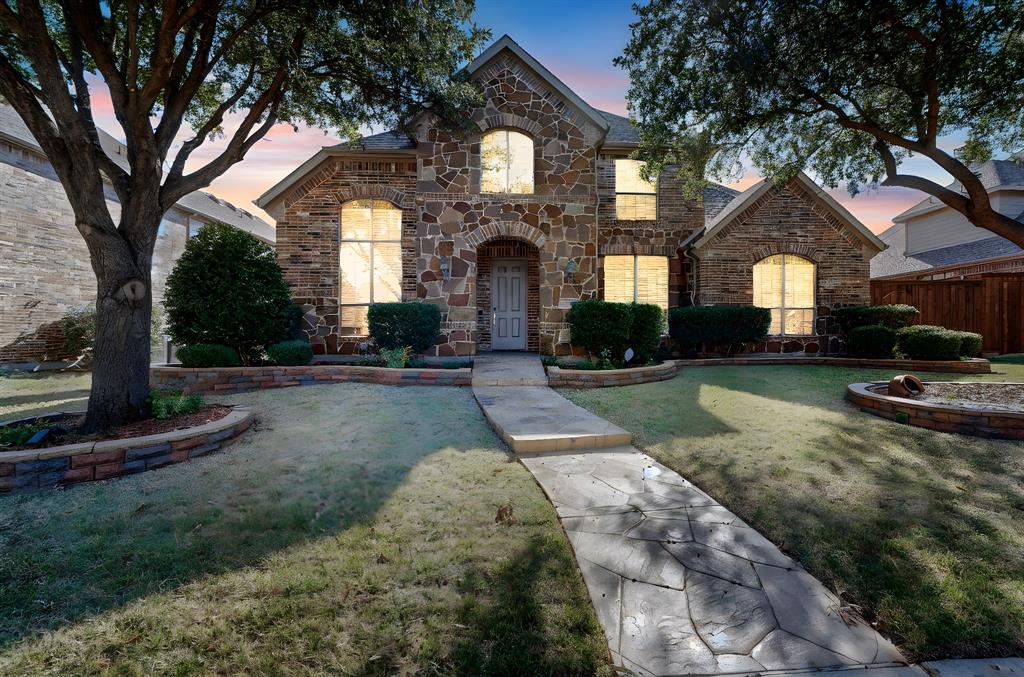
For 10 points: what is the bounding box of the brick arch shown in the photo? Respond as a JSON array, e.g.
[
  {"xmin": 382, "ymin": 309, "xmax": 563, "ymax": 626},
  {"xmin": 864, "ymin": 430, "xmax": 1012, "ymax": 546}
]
[
  {"xmin": 748, "ymin": 243, "xmax": 821, "ymax": 264},
  {"xmin": 476, "ymin": 113, "xmax": 543, "ymax": 137},
  {"xmin": 334, "ymin": 184, "xmax": 409, "ymax": 208},
  {"xmin": 465, "ymin": 221, "xmax": 547, "ymax": 250}
]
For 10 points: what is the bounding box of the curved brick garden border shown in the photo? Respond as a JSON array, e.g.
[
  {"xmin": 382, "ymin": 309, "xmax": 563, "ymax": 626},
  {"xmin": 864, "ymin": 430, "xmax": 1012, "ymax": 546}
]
[
  {"xmin": 0, "ymin": 405, "xmax": 254, "ymax": 494},
  {"xmin": 847, "ymin": 382, "xmax": 1024, "ymax": 439},
  {"xmin": 151, "ymin": 364, "xmax": 473, "ymax": 395},
  {"xmin": 546, "ymin": 361, "xmax": 677, "ymax": 388}
]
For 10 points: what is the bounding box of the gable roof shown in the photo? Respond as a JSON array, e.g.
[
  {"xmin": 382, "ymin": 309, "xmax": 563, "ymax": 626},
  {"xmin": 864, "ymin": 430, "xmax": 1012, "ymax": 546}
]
[
  {"xmin": 597, "ymin": 109, "xmax": 639, "ymax": 146},
  {"xmin": 466, "ymin": 35, "xmax": 609, "ymax": 136},
  {"xmin": 0, "ymin": 103, "xmax": 274, "ymax": 242},
  {"xmin": 871, "ymin": 231, "xmax": 1022, "ymax": 278},
  {"xmin": 893, "ymin": 153, "xmax": 1024, "ymax": 222},
  {"xmin": 689, "ymin": 172, "xmax": 885, "ymax": 252}
]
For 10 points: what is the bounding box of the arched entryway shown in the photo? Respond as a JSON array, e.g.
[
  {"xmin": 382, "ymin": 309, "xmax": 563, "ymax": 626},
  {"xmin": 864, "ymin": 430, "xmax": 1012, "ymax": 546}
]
[{"xmin": 476, "ymin": 238, "xmax": 540, "ymax": 352}]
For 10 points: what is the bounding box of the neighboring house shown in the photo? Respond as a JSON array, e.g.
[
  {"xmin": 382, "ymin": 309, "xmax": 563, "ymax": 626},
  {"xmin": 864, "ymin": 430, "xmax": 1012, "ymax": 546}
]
[
  {"xmin": 257, "ymin": 35, "xmax": 884, "ymax": 357},
  {"xmin": 871, "ymin": 151, "xmax": 1024, "ymax": 280},
  {"xmin": 0, "ymin": 103, "xmax": 274, "ymax": 364}
]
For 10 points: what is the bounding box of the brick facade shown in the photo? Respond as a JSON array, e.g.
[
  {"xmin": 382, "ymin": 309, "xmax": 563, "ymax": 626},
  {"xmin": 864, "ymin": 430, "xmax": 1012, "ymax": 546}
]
[{"xmin": 693, "ymin": 179, "xmax": 877, "ymax": 354}]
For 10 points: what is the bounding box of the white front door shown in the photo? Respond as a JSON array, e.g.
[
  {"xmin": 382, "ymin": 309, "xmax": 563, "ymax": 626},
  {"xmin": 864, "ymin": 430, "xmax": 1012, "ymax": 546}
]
[{"xmin": 491, "ymin": 260, "xmax": 527, "ymax": 350}]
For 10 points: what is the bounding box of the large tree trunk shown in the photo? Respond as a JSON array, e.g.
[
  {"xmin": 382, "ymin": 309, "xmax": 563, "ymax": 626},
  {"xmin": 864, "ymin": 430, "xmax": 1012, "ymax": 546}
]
[{"xmin": 80, "ymin": 220, "xmax": 157, "ymax": 433}]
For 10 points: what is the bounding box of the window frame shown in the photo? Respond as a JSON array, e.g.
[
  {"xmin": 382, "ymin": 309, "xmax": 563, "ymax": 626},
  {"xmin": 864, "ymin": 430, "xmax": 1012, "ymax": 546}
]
[
  {"xmin": 602, "ymin": 254, "xmax": 669, "ymax": 311},
  {"xmin": 614, "ymin": 159, "xmax": 657, "ymax": 221},
  {"xmin": 480, "ymin": 128, "xmax": 535, "ymax": 194},
  {"xmin": 753, "ymin": 253, "xmax": 817, "ymax": 337},
  {"xmin": 339, "ymin": 198, "xmax": 403, "ymax": 336}
]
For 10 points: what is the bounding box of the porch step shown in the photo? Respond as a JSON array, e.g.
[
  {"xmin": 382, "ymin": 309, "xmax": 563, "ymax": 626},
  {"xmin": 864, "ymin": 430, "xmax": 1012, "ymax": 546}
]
[
  {"xmin": 473, "ymin": 385, "xmax": 632, "ymax": 454},
  {"xmin": 472, "ymin": 352, "xmax": 550, "ymax": 387}
]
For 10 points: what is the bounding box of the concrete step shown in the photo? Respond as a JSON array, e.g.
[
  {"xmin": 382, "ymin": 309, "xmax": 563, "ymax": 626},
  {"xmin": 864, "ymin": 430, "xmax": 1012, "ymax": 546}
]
[
  {"xmin": 473, "ymin": 385, "xmax": 632, "ymax": 453},
  {"xmin": 471, "ymin": 352, "xmax": 550, "ymax": 387}
]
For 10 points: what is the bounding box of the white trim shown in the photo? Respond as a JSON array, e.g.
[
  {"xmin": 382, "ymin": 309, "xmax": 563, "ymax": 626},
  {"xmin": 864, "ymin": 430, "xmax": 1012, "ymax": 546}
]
[
  {"xmin": 691, "ymin": 172, "xmax": 886, "ymax": 252},
  {"xmin": 893, "ymin": 184, "xmax": 1024, "ymax": 222}
]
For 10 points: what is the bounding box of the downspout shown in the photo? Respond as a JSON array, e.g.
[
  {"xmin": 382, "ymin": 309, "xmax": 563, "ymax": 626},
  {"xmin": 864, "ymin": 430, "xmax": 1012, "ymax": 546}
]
[{"xmin": 681, "ymin": 247, "xmax": 697, "ymax": 306}]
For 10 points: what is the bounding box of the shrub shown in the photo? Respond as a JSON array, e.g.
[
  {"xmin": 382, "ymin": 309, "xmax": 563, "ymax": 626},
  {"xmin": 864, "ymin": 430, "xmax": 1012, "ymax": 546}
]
[
  {"xmin": 953, "ymin": 331, "xmax": 983, "ymax": 358},
  {"xmin": 148, "ymin": 390, "xmax": 204, "ymax": 420},
  {"xmin": 628, "ymin": 303, "xmax": 665, "ymax": 362},
  {"xmin": 834, "ymin": 304, "xmax": 919, "ymax": 331},
  {"xmin": 177, "ymin": 343, "xmax": 241, "ymax": 368},
  {"xmin": 59, "ymin": 307, "xmax": 96, "ymax": 357},
  {"xmin": 380, "ymin": 346, "xmax": 413, "ymax": 368},
  {"xmin": 669, "ymin": 306, "xmax": 771, "ymax": 351},
  {"xmin": 368, "ymin": 303, "xmax": 441, "ymax": 354},
  {"xmin": 567, "ymin": 300, "xmax": 633, "ymax": 360},
  {"xmin": 895, "ymin": 325, "xmax": 962, "ymax": 360},
  {"xmin": 164, "ymin": 222, "xmax": 294, "ymax": 364},
  {"xmin": 266, "ymin": 340, "xmax": 313, "ymax": 366},
  {"xmin": 0, "ymin": 422, "xmax": 43, "ymax": 448},
  {"xmin": 847, "ymin": 324, "xmax": 897, "ymax": 358}
]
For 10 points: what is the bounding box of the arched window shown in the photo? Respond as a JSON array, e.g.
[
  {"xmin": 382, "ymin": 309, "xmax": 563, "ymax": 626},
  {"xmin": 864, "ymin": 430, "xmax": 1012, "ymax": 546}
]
[
  {"xmin": 339, "ymin": 199, "xmax": 402, "ymax": 335},
  {"xmin": 752, "ymin": 254, "xmax": 816, "ymax": 335},
  {"xmin": 481, "ymin": 129, "xmax": 534, "ymax": 193}
]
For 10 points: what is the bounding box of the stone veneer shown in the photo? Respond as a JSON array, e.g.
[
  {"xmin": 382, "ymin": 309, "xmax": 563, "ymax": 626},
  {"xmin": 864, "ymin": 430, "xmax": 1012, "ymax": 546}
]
[
  {"xmin": 0, "ymin": 406, "xmax": 253, "ymax": 493},
  {"xmin": 151, "ymin": 364, "xmax": 472, "ymax": 394},
  {"xmin": 693, "ymin": 179, "xmax": 877, "ymax": 354}
]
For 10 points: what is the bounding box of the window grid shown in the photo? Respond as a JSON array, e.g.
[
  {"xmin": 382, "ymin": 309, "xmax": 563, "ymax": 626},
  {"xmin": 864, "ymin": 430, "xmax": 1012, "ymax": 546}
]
[
  {"xmin": 753, "ymin": 254, "xmax": 815, "ymax": 336},
  {"xmin": 615, "ymin": 159, "xmax": 657, "ymax": 220},
  {"xmin": 340, "ymin": 199, "xmax": 403, "ymax": 336}
]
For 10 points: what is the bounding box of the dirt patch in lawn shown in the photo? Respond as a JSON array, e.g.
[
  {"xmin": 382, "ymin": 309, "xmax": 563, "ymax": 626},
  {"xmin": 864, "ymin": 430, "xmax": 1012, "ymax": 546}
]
[
  {"xmin": 1, "ymin": 405, "xmax": 232, "ymax": 450},
  {"xmin": 912, "ymin": 382, "xmax": 1024, "ymax": 411}
]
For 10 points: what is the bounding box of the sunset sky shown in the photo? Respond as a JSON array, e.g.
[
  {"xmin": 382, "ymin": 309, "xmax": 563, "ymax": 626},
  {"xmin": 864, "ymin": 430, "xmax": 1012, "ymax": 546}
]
[{"xmin": 91, "ymin": 0, "xmax": 967, "ymax": 234}]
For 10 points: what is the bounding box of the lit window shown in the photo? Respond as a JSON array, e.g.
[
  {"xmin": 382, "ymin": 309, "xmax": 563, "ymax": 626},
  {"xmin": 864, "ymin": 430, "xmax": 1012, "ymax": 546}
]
[
  {"xmin": 615, "ymin": 159, "xmax": 657, "ymax": 220},
  {"xmin": 481, "ymin": 130, "xmax": 534, "ymax": 193},
  {"xmin": 603, "ymin": 255, "xmax": 668, "ymax": 311},
  {"xmin": 340, "ymin": 199, "xmax": 402, "ymax": 335},
  {"xmin": 752, "ymin": 254, "xmax": 816, "ymax": 335}
]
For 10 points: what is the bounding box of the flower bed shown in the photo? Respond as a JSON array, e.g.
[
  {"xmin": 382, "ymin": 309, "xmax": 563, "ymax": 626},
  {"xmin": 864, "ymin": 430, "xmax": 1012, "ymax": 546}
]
[
  {"xmin": 546, "ymin": 361, "xmax": 677, "ymax": 388},
  {"xmin": 676, "ymin": 355, "xmax": 991, "ymax": 374},
  {"xmin": 0, "ymin": 405, "xmax": 253, "ymax": 493},
  {"xmin": 846, "ymin": 382, "xmax": 1024, "ymax": 439},
  {"xmin": 151, "ymin": 364, "xmax": 472, "ymax": 395}
]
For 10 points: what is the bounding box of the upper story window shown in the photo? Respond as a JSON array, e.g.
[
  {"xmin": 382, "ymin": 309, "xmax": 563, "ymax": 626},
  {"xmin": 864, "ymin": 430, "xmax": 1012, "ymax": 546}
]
[
  {"xmin": 481, "ymin": 129, "xmax": 534, "ymax": 193},
  {"xmin": 339, "ymin": 199, "xmax": 402, "ymax": 335},
  {"xmin": 615, "ymin": 159, "xmax": 657, "ymax": 220},
  {"xmin": 752, "ymin": 254, "xmax": 816, "ymax": 335}
]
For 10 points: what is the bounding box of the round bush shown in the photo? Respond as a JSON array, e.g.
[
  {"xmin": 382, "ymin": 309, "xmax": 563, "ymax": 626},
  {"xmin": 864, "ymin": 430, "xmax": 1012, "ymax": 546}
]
[
  {"xmin": 177, "ymin": 344, "xmax": 242, "ymax": 368},
  {"xmin": 835, "ymin": 304, "xmax": 919, "ymax": 331},
  {"xmin": 895, "ymin": 325, "xmax": 962, "ymax": 361},
  {"xmin": 367, "ymin": 302, "xmax": 441, "ymax": 353},
  {"xmin": 953, "ymin": 331, "xmax": 983, "ymax": 358},
  {"xmin": 627, "ymin": 303, "xmax": 664, "ymax": 363},
  {"xmin": 668, "ymin": 306, "xmax": 771, "ymax": 347},
  {"xmin": 266, "ymin": 340, "xmax": 313, "ymax": 366},
  {"xmin": 567, "ymin": 300, "xmax": 633, "ymax": 359},
  {"xmin": 847, "ymin": 324, "xmax": 897, "ymax": 358},
  {"xmin": 164, "ymin": 223, "xmax": 294, "ymax": 364}
]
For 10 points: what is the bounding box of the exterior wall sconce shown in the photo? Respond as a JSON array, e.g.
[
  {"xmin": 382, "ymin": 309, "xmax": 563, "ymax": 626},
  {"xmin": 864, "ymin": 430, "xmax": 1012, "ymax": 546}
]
[
  {"xmin": 563, "ymin": 258, "xmax": 578, "ymax": 280},
  {"xmin": 439, "ymin": 255, "xmax": 451, "ymax": 281}
]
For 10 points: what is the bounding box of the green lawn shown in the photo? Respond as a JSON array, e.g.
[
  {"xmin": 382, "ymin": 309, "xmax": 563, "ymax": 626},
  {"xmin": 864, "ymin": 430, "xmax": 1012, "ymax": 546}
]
[
  {"xmin": 0, "ymin": 378, "xmax": 608, "ymax": 676},
  {"xmin": 564, "ymin": 360, "xmax": 1024, "ymax": 661}
]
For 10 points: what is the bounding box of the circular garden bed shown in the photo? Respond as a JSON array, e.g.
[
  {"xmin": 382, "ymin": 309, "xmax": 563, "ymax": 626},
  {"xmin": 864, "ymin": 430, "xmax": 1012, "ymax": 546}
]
[{"xmin": 846, "ymin": 381, "xmax": 1024, "ymax": 439}]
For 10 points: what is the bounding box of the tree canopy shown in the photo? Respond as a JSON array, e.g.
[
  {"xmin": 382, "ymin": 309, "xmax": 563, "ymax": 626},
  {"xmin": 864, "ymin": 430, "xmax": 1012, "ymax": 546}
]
[{"xmin": 617, "ymin": 0, "xmax": 1024, "ymax": 245}]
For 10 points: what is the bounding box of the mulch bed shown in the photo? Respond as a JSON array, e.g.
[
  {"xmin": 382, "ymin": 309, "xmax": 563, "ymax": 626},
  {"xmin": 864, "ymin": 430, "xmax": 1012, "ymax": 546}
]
[
  {"xmin": 913, "ymin": 383, "xmax": 1024, "ymax": 412},
  {"xmin": 1, "ymin": 405, "xmax": 233, "ymax": 451}
]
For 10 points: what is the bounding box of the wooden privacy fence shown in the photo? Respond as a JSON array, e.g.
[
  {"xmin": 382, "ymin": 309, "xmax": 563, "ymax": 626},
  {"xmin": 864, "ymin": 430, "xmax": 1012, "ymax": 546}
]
[{"xmin": 870, "ymin": 274, "xmax": 1024, "ymax": 354}]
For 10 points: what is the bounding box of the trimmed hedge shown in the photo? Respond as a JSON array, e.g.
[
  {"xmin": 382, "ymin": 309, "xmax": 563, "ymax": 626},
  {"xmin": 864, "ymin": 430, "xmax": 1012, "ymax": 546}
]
[
  {"xmin": 953, "ymin": 331, "xmax": 983, "ymax": 358},
  {"xmin": 368, "ymin": 302, "xmax": 441, "ymax": 354},
  {"xmin": 835, "ymin": 304, "xmax": 919, "ymax": 331},
  {"xmin": 895, "ymin": 325, "xmax": 962, "ymax": 361},
  {"xmin": 177, "ymin": 343, "xmax": 242, "ymax": 368},
  {"xmin": 566, "ymin": 300, "xmax": 664, "ymax": 363},
  {"xmin": 848, "ymin": 324, "xmax": 897, "ymax": 358},
  {"xmin": 266, "ymin": 340, "xmax": 313, "ymax": 366},
  {"xmin": 668, "ymin": 306, "xmax": 771, "ymax": 349}
]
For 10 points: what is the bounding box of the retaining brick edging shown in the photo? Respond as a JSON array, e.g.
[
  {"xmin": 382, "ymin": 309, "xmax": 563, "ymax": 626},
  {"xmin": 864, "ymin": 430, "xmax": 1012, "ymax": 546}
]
[
  {"xmin": 546, "ymin": 361, "xmax": 678, "ymax": 388},
  {"xmin": 150, "ymin": 364, "xmax": 473, "ymax": 395},
  {"xmin": 675, "ymin": 356, "xmax": 992, "ymax": 374},
  {"xmin": 0, "ymin": 406, "xmax": 254, "ymax": 494},
  {"xmin": 846, "ymin": 382, "xmax": 1024, "ymax": 439}
]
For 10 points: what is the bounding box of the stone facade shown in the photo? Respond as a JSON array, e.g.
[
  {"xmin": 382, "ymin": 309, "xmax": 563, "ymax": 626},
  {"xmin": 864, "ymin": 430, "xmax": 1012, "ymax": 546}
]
[
  {"xmin": 693, "ymin": 179, "xmax": 878, "ymax": 354},
  {"xmin": 262, "ymin": 38, "xmax": 881, "ymax": 357}
]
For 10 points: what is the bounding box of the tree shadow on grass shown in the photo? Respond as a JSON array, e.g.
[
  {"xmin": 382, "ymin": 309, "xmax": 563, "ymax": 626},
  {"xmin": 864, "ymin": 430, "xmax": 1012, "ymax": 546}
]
[
  {"xmin": 0, "ymin": 384, "xmax": 497, "ymax": 651},
  {"xmin": 449, "ymin": 532, "xmax": 609, "ymax": 676}
]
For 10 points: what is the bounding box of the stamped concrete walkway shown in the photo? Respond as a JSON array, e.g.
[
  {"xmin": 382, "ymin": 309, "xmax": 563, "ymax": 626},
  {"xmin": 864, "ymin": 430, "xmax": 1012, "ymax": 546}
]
[{"xmin": 472, "ymin": 352, "xmax": 908, "ymax": 676}]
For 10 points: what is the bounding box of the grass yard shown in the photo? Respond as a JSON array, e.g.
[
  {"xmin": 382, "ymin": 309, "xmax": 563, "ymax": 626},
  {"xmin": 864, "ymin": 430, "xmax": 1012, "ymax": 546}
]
[
  {"xmin": 0, "ymin": 378, "xmax": 609, "ymax": 676},
  {"xmin": 564, "ymin": 359, "xmax": 1024, "ymax": 661}
]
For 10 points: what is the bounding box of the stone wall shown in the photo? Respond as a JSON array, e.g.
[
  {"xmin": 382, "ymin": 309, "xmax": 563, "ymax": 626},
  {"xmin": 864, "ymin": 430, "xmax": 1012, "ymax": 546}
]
[
  {"xmin": 0, "ymin": 141, "xmax": 189, "ymax": 363},
  {"xmin": 151, "ymin": 364, "xmax": 472, "ymax": 394},
  {"xmin": 693, "ymin": 179, "xmax": 875, "ymax": 354}
]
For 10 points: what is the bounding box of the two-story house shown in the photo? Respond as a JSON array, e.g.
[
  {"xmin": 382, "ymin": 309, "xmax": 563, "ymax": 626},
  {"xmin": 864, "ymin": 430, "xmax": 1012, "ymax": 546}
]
[{"xmin": 256, "ymin": 35, "xmax": 884, "ymax": 357}]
